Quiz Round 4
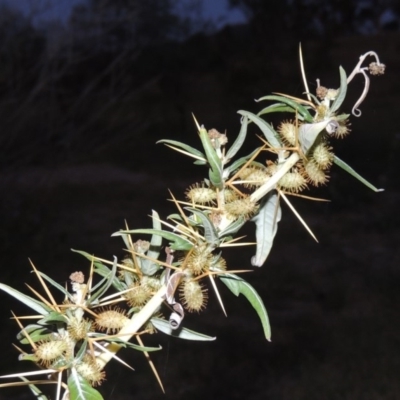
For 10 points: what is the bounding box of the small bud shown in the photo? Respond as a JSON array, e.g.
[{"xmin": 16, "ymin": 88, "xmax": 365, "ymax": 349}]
[{"xmin": 125, "ymin": 282, "xmax": 152, "ymax": 308}]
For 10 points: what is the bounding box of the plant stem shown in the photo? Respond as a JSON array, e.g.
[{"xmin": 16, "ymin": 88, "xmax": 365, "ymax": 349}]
[{"xmin": 96, "ymin": 284, "xmax": 167, "ymax": 370}]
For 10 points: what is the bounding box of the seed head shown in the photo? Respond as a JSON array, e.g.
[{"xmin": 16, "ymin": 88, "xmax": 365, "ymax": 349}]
[
  {"xmin": 35, "ymin": 337, "xmax": 68, "ymax": 368},
  {"xmin": 125, "ymin": 282, "xmax": 152, "ymax": 308},
  {"xmin": 311, "ymin": 142, "xmax": 333, "ymax": 170},
  {"xmin": 224, "ymin": 196, "xmax": 259, "ymax": 220},
  {"xmin": 305, "ymin": 160, "xmax": 329, "ymax": 186},
  {"xmin": 76, "ymin": 354, "xmax": 105, "ymax": 387},
  {"xmin": 95, "ymin": 308, "xmax": 129, "ymax": 334},
  {"xmin": 279, "ymin": 169, "xmax": 308, "ymax": 193},
  {"xmin": 278, "ymin": 121, "xmax": 297, "ymax": 146},
  {"xmin": 180, "ymin": 279, "xmax": 208, "ymax": 313},
  {"xmin": 184, "ymin": 245, "xmax": 213, "ymax": 275},
  {"xmin": 186, "ymin": 183, "xmax": 217, "ymax": 204}
]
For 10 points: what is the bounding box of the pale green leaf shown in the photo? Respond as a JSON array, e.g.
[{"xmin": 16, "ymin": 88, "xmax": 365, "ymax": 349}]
[
  {"xmin": 68, "ymin": 369, "xmax": 104, "ymax": 400},
  {"xmin": 157, "ymin": 139, "xmax": 206, "ymax": 162},
  {"xmin": 37, "ymin": 272, "xmax": 74, "ymax": 301},
  {"xmin": 20, "ymin": 377, "xmax": 49, "ymax": 400},
  {"xmin": 17, "ymin": 325, "xmax": 52, "ymax": 344},
  {"xmin": 330, "ymin": 66, "xmax": 347, "ymax": 113},
  {"xmin": 257, "ymin": 103, "xmax": 297, "ymax": 116},
  {"xmin": 0, "ymin": 283, "xmax": 51, "ymax": 315},
  {"xmin": 199, "ymin": 127, "xmax": 223, "ymax": 188},
  {"xmin": 71, "ymin": 250, "xmax": 126, "ymax": 292},
  {"xmin": 251, "ymin": 192, "xmax": 281, "ymax": 267},
  {"xmin": 225, "ymin": 115, "xmax": 248, "ymax": 161},
  {"xmin": 255, "ymin": 95, "xmax": 314, "ymax": 122},
  {"xmin": 218, "ymin": 216, "xmax": 246, "ymax": 239},
  {"xmin": 334, "ymin": 155, "xmax": 384, "ymax": 192},
  {"xmin": 224, "ymin": 147, "xmax": 264, "ymax": 176},
  {"xmin": 186, "ymin": 208, "xmax": 220, "ymax": 247},
  {"xmin": 113, "ymin": 229, "xmax": 193, "ymax": 251},
  {"xmin": 38, "ymin": 311, "xmax": 68, "ymax": 325},
  {"xmin": 219, "ymin": 273, "xmax": 271, "ymax": 341},
  {"xmin": 151, "ymin": 317, "xmax": 216, "ymax": 341},
  {"xmin": 141, "ymin": 210, "xmax": 163, "ymax": 275},
  {"xmin": 237, "ymin": 110, "xmax": 282, "ymax": 149}
]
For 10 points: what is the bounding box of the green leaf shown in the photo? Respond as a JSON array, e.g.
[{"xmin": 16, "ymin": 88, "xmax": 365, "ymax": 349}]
[
  {"xmin": 0, "ymin": 283, "xmax": 51, "ymax": 315},
  {"xmin": 17, "ymin": 325, "xmax": 52, "ymax": 344},
  {"xmin": 151, "ymin": 317, "xmax": 216, "ymax": 341},
  {"xmin": 186, "ymin": 208, "xmax": 220, "ymax": 247},
  {"xmin": 94, "ymin": 335, "xmax": 161, "ymax": 352},
  {"xmin": 157, "ymin": 139, "xmax": 206, "ymax": 162},
  {"xmin": 333, "ymin": 155, "xmax": 384, "ymax": 192},
  {"xmin": 220, "ymin": 273, "xmax": 271, "ymax": 341},
  {"xmin": 141, "ymin": 210, "xmax": 163, "ymax": 275},
  {"xmin": 19, "ymin": 377, "xmax": 49, "ymax": 400},
  {"xmin": 251, "ymin": 192, "xmax": 281, "ymax": 267},
  {"xmin": 218, "ymin": 216, "xmax": 246, "ymax": 239},
  {"xmin": 225, "ymin": 115, "xmax": 248, "ymax": 161},
  {"xmin": 330, "ymin": 66, "xmax": 347, "ymax": 114},
  {"xmin": 113, "ymin": 229, "xmax": 193, "ymax": 251},
  {"xmin": 255, "ymin": 95, "xmax": 314, "ymax": 122},
  {"xmin": 224, "ymin": 147, "xmax": 264, "ymax": 176},
  {"xmin": 198, "ymin": 127, "xmax": 223, "ymax": 188},
  {"xmin": 68, "ymin": 369, "xmax": 104, "ymax": 400},
  {"xmin": 88, "ymin": 256, "xmax": 118, "ymax": 305},
  {"xmin": 38, "ymin": 311, "xmax": 68, "ymax": 325},
  {"xmin": 257, "ymin": 103, "xmax": 298, "ymax": 116},
  {"xmin": 71, "ymin": 250, "xmax": 126, "ymax": 292},
  {"xmin": 37, "ymin": 271, "xmax": 74, "ymax": 301},
  {"xmin": 238, "ymin": 110, "xmax": 282, "ymax": 149}
]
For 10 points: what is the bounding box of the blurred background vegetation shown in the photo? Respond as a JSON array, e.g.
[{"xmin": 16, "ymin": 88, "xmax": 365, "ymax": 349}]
[{"xmin": 0, "ymin": 1, "xmax": 399, "ymax": 399}]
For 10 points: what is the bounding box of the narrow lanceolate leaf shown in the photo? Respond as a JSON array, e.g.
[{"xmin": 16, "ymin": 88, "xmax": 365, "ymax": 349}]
[
  {"xmin": 186, "ymin": 208, "xmax": 220, "ymax": 247},
  {"xmin": 198, "ymin": 127, "xmax": 223, "ymax": 189},
  {"xmin": 334, "ymin": 155, "xmax": 384, "ymax": 192},
  {"xmin": 0, "ymin": 284, "xmax": 51, "ymax": 315},
  {"xmin": 151, "ymin": 318, "xmax": 216, "ymax": 341},
  {"xmin": 224, "ymin": 147, "xmax": 264, "ymax": 176},
  {"xmin": 299, "ymin": 119, "xmax": 331, "ymax": 154},
  {"xmin": 113, "ymin": 229, "xmax": 193, "ymax": 251},
  {"xmin": 20, "ymin": 377, "xmax": 49, "ymax": 400},
  {"xmin": 157, "ymin": 139, "xmax": 206, "ymax": 162},
  {"xmin": 225, "ymin": 115, "xmax": 248, "ymax": 161},
  {"xmin": 218, "ymin": 216, "xmax": 246, "ymax": 239},
  {"xmin": 255, "ymin": 95, "xmax": 314, "ymax": 122},
  {"xmin": 330, "ymin": 66, "xmax": 348, "ymax": 114},
  {"xmin": 37, "ymin": 272, "xmax": 74, "ymax": 301},
  {"xmin": 68, "ymin": 370, "xmax": 104, "ymax": 400},
  {"xmin": 89, "ymin": 256, "xmax": 118, "ymax": 304},
  {"xmin": 237, "ymin": 110, "xmax": 282, "ymax": 149},
  {"xmin": 71, "ymin": 250, "xmax": 126, "ymax": 292},
  {"xmin": 257, "ymin": 103, "xmax": 298, "ymax": 117},
  {"xmin": 251, "ymin": 192, "xmax": 281, "ymax": 267},
  {"xmin": 141, "ymin": 210, "xmax": 163, "ymax": 275},
  {"xmin": 17, "ymin": 325, "xmax": 52, "ymax": 344},
  {"xmin": 219, "ymin": 273, "xmax": 271, "ymax": 341}
]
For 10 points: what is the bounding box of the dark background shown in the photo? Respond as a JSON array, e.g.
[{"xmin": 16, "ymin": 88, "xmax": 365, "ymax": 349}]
[{"xmin": 0, "ymin": 1, "xmax": 399, "ymax": 399}]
